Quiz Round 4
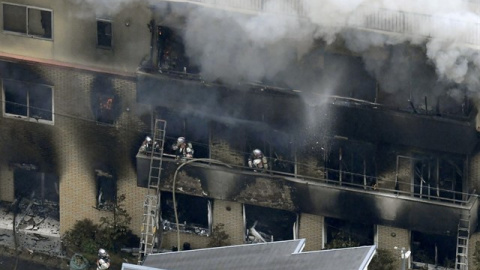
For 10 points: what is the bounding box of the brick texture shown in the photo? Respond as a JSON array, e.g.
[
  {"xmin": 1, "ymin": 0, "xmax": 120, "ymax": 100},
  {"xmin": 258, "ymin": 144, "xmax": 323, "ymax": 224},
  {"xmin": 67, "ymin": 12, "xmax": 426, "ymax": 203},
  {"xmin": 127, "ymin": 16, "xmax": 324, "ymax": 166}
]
[
  {"xmin": 212, "ymin": 200, "xmax": 245, "ymax": 245},
  {"xmin": 0, "ymin": 163, "xmax": 14, "ymax": 202},
  {"xmin": 299, "ymin": 213, "xmax": 323, "ymax": 251},
  {"xmin": 0, "ymin": 61, "xmax": 149, "ymax": 236},
  {"xmin": 377, "ymin": 225, "xmax": 409, "ymax": 268}
]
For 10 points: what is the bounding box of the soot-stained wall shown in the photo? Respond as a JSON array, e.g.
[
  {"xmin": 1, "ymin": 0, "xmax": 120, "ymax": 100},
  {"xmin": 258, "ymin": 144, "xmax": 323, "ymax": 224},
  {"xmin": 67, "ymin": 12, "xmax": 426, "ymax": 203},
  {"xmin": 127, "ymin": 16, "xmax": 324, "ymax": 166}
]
[{"xmin": 0, "ymin": 60, "xmax": 150, "ymax": 235}]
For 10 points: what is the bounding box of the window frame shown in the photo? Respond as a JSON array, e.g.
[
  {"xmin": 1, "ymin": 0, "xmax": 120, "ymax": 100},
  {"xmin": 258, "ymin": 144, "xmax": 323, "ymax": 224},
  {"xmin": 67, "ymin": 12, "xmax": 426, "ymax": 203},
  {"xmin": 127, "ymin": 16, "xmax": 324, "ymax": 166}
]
[
  {"xmin": 2, "ymin": 79, "xmax": 55, "ymax": 125},
  {"xmin": 2, "ymin": 2, "xmax": 53, "ymax": 40},
  {"xmin": 96, "ymin": 18, "xmax": 113, "ymax": 49}
]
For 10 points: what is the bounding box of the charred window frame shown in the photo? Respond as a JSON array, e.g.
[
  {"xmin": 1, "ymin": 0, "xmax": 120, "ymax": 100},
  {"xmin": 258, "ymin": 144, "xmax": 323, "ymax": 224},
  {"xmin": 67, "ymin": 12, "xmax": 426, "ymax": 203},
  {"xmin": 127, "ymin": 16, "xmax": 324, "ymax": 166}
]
[
  {"xmin": 244, "ymin": 204, "xmax": 298, "ymax": 243},
  {"xmin": 244, "ymin": 126, "xmax": 295, "ymax": 174},
  {"xmin": 13, "ymin": 167, "xmax": 59, "ymax": 203},
  {"xmin": 2, "ymin": 3, "xmax": 52, "ymax": 39},
  {"xmin": 322, "ymin": 138, "xmax": 376, "ymax": 188},
  {"xmin": 411, "ymin": 231, "xmax": 456, "ymax": 268},
  {"xmin": 395, "ymin": 155, "xmax": 465, "ymax": 202},
  {"xmin": 2, "ymin": 79, "xmax": 54, "ymax": 124},
  {"xmin": 324, "ymin": 217, "xmax": 374, "ymax": 249},
  {"xmin": 157, "ymin": 25, "xmax": 198, "ymax": 73},
  {"xmin": 96, "ymin": 94, "xmax": 116, "ymax": 124},
  {"xmin": 156, "ymin": 108, "xmax": 210, "ymax": 159},
  {"xmin": 161, "ymin": 192, "xmax": 212, "ymax": 236},
  {"xmin": 97, "ymin": 19, "xmax": 112, "ymax": 49},
  {"xmin": 96, "ymin": 170, "xmax": 116, "ymax": 211}
]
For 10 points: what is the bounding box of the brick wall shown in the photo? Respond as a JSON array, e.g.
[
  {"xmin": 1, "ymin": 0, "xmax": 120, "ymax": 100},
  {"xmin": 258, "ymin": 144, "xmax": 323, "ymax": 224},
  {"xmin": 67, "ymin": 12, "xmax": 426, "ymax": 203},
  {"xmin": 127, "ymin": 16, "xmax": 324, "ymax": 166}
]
[
  {"xmin": 210, "ymin": 123, "xmax": 245, "ymax": 166},
  {"xmin": 0, "ymin": 61, "xmax": 149, "ymax": 235},
  {"xmin": 0, "ymin": 163, "xmax": 14, "ymax": 202},
  {"xmin": 469, "ymin": 148, "xmax": 480, "ymax": 192},
  {"xmin": 212, "ymin": 200, "xmax": 245, "ymax": 245},
  {"xmin": 296, "ymin": 156, "xmax": 325, "ymax": 179},
  {"xmin": 161, "ymin": 231, "xmax": 210, "ymax": 251},
  {"xmin": 469, "ymin": 232, "xmax": 480, "ymax": 269},
  {"xmin": 377, "ymin": 225, "xmax": 409, "ymax": 268},
  {"xmin": 298, "ymin": 213, "xmax": 323, "ymax": 251}
]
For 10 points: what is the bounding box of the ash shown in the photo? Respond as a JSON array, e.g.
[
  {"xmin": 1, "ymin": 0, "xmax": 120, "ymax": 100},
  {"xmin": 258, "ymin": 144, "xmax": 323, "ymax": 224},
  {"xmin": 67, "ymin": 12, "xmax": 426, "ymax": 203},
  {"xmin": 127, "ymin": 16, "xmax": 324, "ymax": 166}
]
[{"xmin": 0, "ymin": 200, "xmax": 63, "ymax": 257}]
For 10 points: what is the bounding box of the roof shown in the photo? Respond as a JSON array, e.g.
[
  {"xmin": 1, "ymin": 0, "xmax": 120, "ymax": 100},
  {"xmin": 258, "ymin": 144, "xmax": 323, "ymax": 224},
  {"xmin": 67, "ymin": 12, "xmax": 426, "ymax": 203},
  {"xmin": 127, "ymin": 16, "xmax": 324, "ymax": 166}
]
[{"xmin": 124, "ymin": 239, "xmax": 376, "ymax": 270}]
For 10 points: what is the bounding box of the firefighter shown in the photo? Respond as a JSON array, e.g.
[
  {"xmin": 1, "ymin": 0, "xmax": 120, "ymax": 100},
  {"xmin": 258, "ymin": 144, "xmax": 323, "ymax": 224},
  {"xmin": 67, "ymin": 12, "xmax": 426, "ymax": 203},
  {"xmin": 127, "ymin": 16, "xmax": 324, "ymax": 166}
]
[
  {"xmin": 248, "ymin": 149, "xmax": 268, "ymax": 172},
  {"xmin": 140, "ymin": 136, "xmax": 160, "ymax": 154},
  {"xmin": 172, "ymin": 137, "xmax": 194, "ymax": 161},
  {"xmin": 97, "ymin": 248, "xmax": 110, "ymax": 270}
]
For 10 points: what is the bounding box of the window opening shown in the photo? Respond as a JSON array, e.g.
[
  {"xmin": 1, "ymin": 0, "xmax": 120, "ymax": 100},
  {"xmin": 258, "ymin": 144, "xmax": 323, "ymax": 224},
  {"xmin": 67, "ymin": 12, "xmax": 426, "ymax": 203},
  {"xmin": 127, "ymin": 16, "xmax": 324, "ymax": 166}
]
[
  {"xmin": 411, "ymin": 231, "xmax": 456, "ymax": 269},
  {"xmin": 157, "ymin": 25, "xmax": 198, "ymax": 73},
  {"xmin": 97, "ymin": 20, "xmax": 112, "ymax": 48},
  {"xmin": 244, "ymin": 204, "xmax": 297, "ymax": 243},
  {"xmin": 268, "ymin": 130, "xmax": 295, "ymax": 174},
  {"xmin": 395, "ymin": 155, "xmax": 464, "ymax": 202},
  {"xmin": 3, "ymin": 3, "xmax": 52, "ymax": 39},
  {"xmin": 3, "ymin": 79, "xmax": 54, "ymax": 123},
  {"xmin": 156, "ymin": 107, "xmax": 210, "ymax": 159},
  {"xmin": 13, "ymin": 167, "xmax": 59, "ymax": 203},
  {"xmin": 96, "ymin": 170, "xmax": 116, "ymax": 211},
  {"xmin": 324, "ymin": 217, "xmax": 374, "ymax": 249},
  {"xmin": 325, "ymin": 138, "xmax": 376, "ymax": 188},
  {"xmin": 161, "ymin": 192, "xmax": 211, "ymax": 236},
  {"xmin": 96, "ymin": 94, "xmax": 115, "ymax": 124}
]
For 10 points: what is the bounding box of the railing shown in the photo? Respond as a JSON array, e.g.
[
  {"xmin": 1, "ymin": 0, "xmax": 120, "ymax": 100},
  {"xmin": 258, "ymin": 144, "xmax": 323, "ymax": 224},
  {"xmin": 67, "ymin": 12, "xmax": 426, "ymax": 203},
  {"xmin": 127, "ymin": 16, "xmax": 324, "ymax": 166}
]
[
  {"xmin": 164, "ymin": 0, "xmax": 480, "ymax": 47},
  {"xmin": 139, "ymin": 147, "xmax": 475, "ymax": 206}
]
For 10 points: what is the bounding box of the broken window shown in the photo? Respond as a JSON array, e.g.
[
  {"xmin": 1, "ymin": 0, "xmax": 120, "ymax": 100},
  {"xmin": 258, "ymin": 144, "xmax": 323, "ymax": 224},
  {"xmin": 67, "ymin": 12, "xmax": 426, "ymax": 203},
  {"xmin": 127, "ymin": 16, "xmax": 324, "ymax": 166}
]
[
  {"xmin": 97, "ymin": 20, "xmax": 112, "ymax": 48},
  {"xmin": 161, "ymin": 192, "xmax": 211, "ymax": 235},
  {"xmin": 395, "ymin": 154, "xmax": 464, "ymax": 202},
  {"xmin": 157, "ymin": 25, "xmax": 198, "ymax": 73},
  {"xmin": 2, "ymin": 79, "xmax": 54, "ymax": 123},
  {"xmin": 96, "ymin": 170, "xmax": 116, "ymax": 211},
  {"xmin": 96, "ymin": 94, "xmax": 115, "ymax": 124},
  {"xmin": 91, "ymin": 75, "xmax": 120, "ymax": 125},
  {"xmin": 324, "ymin": 138, "xmax": 376, "ymax": 188},
  {"xmin": 13, "ymin": 167, "xmax": 59, "ymax": 203},
  {"xmin": 324, "ymin": 217, "xmax": 374, "ymax": 249},
  {"xmin": 244, "ymin": 204, "xmax": 297, "ymax": 243},
  {"xmin": 411, "ymin": 231, "xmax": 456, "ymax": 269},
  {"xmin": 156, "ymin": 107, "xmax": 210, "ymax": 159},
  {"xmin": 3, "ymin": 3, "xmax": 52, "ymax": 39}
]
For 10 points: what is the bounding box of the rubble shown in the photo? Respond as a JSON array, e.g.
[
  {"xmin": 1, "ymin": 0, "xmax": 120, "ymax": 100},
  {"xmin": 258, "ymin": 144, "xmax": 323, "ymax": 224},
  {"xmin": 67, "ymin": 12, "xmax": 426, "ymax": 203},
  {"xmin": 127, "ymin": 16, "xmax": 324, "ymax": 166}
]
[{"xmin": 0, "ymin": 200, "xmax": 62, "ymax": 257}]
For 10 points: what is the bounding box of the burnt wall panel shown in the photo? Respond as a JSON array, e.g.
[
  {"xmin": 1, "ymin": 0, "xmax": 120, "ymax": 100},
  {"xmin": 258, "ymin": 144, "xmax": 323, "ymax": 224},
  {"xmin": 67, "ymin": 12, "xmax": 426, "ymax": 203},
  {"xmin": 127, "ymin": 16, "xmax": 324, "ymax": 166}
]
[{"xmin": 137, "ymin": 155, "xmax": 472, "ymax": 235}]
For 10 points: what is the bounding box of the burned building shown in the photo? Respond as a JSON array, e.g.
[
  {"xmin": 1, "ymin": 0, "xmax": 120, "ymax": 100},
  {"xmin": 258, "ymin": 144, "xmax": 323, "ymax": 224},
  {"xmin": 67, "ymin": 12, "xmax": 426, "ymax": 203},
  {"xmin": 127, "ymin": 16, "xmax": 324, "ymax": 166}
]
[{"xmin": 1, "ymin": 1, "xmax": 480, "ymax": 270}]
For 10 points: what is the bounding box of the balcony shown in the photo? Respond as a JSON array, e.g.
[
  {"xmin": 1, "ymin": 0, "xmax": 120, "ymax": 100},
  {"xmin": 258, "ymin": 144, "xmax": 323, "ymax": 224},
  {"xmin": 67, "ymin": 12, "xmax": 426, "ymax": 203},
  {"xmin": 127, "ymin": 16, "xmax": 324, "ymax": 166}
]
[{"xmin": 136, "ymin": 153, "xmax": 479, "ymax": 236}]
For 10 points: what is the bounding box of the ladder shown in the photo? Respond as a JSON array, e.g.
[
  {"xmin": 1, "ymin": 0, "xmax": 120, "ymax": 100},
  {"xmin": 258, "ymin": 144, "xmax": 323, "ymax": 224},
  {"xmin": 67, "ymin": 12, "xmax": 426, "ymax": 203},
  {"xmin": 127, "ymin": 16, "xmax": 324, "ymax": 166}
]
[
  {"xmin": 455, "ymin": 214, "xmax": 470, "ymax": 270},
  {"xmin": 138, "ymin": 119, "xmax": 167, "ymax": 264}
]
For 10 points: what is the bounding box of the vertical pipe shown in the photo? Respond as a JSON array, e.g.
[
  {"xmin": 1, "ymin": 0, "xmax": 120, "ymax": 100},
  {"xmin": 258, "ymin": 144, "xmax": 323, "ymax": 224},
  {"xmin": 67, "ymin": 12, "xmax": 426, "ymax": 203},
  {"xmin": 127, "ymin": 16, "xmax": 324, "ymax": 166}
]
[
  {"xmin": 41, "ymin": 172, "xmax": 45, "ymax": 203},
  {"xmin": 363, "ymin": 158, "xmax": 367, "ymax": 190},
  {"xmin": 339, "ymin": 147, "xmax": 342, "ymax": 186},
  {"xmin": 436, "ymin": 158, "xmax": 440, "ymax": 197}
]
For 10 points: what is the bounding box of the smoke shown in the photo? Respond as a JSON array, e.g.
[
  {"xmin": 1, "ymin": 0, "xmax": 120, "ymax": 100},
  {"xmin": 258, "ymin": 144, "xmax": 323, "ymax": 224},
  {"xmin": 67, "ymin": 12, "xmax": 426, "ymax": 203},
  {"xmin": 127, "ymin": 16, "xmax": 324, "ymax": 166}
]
[
  {"xmin": 68, "ymin": 0, "xmax": 480, "ymax": 113},
  {"xmin": 183, "ymin": 7, "xmax": 315, "ymax": 84}
]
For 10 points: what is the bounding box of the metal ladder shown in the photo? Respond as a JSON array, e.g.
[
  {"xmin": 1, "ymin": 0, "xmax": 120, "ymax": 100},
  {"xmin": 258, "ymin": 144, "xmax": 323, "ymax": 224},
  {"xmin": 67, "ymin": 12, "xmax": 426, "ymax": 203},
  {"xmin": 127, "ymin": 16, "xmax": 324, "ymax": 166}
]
[
  {"xmin": 138, "ymin": 119, "xmax": 167, "ymax": 264},
  {"xmin": 455, "ymin": 214, "xmax": 470, "ymax": 270}
]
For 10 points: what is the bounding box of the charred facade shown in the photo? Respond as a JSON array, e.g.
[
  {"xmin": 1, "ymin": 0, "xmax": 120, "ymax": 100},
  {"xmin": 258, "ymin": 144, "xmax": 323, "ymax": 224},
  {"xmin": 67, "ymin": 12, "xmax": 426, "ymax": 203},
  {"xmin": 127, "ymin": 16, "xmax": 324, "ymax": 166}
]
[{"xmin": 1, "ymin": 1, "xmax": 480, "ymax": 270}]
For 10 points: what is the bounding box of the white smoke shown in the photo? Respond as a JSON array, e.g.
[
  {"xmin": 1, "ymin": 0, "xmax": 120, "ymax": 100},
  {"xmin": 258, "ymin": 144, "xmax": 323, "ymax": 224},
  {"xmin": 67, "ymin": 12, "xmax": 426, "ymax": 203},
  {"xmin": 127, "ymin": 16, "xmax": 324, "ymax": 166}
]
[{"xmin": 69, "ymin": 0, "xmax": 480, "ymax": 101}]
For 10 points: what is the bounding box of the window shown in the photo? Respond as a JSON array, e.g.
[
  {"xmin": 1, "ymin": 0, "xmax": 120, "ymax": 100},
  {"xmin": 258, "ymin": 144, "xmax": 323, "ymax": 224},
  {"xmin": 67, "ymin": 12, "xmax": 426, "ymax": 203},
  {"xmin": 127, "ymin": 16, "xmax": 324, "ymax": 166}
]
[
  {"xmin": 97, "ymin": 20, "xmax": 112, "ymax": 48},
  {"xmin": 2, "ymin": 3, "xmax": 52, "ymax": 39},
  {"xmin": 96, "ymin": 170, "xmax": 116, "ymax": 211},
  {"xmin": 324, "ymin": 217, "xmax": 374, "ymax": 249},
  {"xmin": 14, "ymin": 167, "xmax": 59, "ymax": 203},
  {"xmin": 244, "ymin": 204, "xmax": 297, "ymax": 243},
  {"xmin": 161, "ymin": 192, "xmax": 211, "ymax": 236},
  {"xmin": 2, "ymin": 79, "xmax": 54, "ymax": 123},
  {"xmin": 411, "ymin": 231, "xmax": 456, "ymax": 268},
  {"xmin": 156, "ymin": 107, "xmax": 210, "ymax": 159}
]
